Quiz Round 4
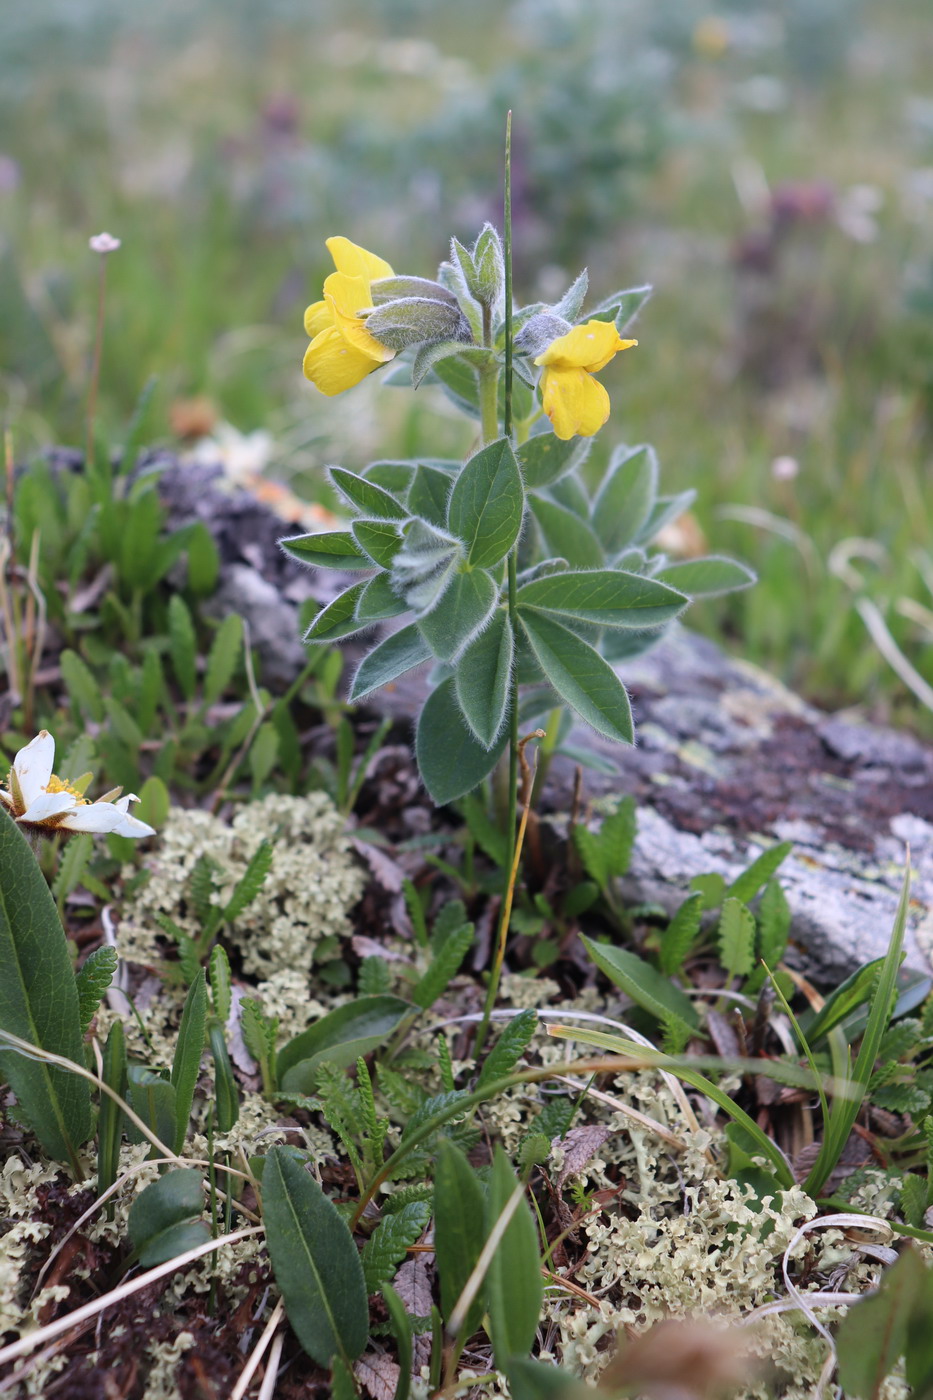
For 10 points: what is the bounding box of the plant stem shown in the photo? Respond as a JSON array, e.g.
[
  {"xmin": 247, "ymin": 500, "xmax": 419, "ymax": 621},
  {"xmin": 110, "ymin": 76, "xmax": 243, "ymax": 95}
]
[{"xmin": 86, "ymin": 254, "xmax": 109, "ymax": 469}]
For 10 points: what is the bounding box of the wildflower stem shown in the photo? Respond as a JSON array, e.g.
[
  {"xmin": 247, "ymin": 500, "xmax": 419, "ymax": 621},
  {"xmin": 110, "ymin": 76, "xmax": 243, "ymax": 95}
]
[{"xmin": 85, "ymin": 253, "xmax": 109, "ymax": 470}]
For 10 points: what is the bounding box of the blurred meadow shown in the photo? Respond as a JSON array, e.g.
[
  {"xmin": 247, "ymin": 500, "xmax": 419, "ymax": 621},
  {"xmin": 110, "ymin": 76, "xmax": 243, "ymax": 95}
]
[{"xmin": 2, "ymin": 0, "xmax": 933, "ymax": 732}]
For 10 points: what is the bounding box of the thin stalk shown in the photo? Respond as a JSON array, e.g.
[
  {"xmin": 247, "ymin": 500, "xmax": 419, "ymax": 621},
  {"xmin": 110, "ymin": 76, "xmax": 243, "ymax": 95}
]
[{"xmin": 86, "ymin": 253, "xmax": 109, "ymax": 469}]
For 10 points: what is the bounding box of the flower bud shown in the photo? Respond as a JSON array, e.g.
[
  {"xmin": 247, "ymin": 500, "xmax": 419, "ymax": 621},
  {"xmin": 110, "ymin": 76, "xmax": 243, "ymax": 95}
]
[
  {"xmin": 371, "ymin": 275, "xmax": 461, "ymax": 307},
  {"xmin": 365, "ymin": 297, "xmax": 474, "ymax": 351},
  {"xmin": 450, "ymin": 223, "xmax": 505, "ymax": 313},
  {"xmin": 514, "ymin": 311, "xmax": 573, "ymax": 358}
]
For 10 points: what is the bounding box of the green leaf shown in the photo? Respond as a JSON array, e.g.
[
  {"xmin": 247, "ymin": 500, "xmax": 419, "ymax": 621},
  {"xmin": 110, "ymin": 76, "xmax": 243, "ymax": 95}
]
[
  {"xmin": 362, "ymin": 1201, "xmax": 431, "ymax": 1293},
  {"xmin": 97, "ymin": 1020, "xmax": 127, "ymax": 1205},
  {"xmin": 447, "ymin": 438, "xmax": 524, "ymax": 570},
  {"xmin": 277, "ymin": 996, "xmax": 413, "ymax": 1093},
  {"xmin": 580, "ymin": 933, "xmax": 698, "ymax": 1031},
  {"xmin": 222, "ymin": 839, "xmax": 273, "ymax": 923},
  {"xmin": 517, "ymin": 433, "xmax": 589, "ymax": 490},
  {"xmin": 391, "ymin": 520, "xmax": 463, "ymax": 613},
  {"xmin": 571, "ymin": 797, "xmax": 636, "ymax": 890},
  {"xmin": 434, "ymin": 1141, "xmax": 487, "ymax": 1339},
  {"xmin": 171, "ymin": 970, "xmax": 207, "ymax": 1154},
  {"xmin": 126, "ymin": 1065, "xmax": 176, "ymax": 1151},
  {"xmin": 727, "ymin": 841, "xmax": 793, "ymax": 904},
  {"xmin": 103, "ymin": 695, "xmax": 143, "ymax": 750},
  {"xmin": 382, "ymin": 1283, "xmax": 413, "ymax": 1400},
  {"xmin": 454, "ymin": 610, "xmax": 513, "ymax": 748},
  {"xmin": 208, "ymin": 1022, "xmax": 240, "ymax": 1132},
  {"xmin": 128, "ymin": 1167, "xmax": 210, "ymax": 1267},
  {"xmin": 755, "ymin": 878, "xmax": 792, "ymax": 973},
  {"xmin": 364, "ymin": 461, "xmax": 416, "ymax": 495},
  {"xmin": 249, "ymin": 722, "xmax": 279, "ymax": 795},
  {"xmin": 529, "ymin": 495, "xmax": 603, "ymax": 569},
  {"xmin": 718, "ymin": 898, "xmax": 756, "ymax": 983},
  {"xmin": 0, "ymin": 807, "xmax": 93, "ymax": 1166},
  {"xmin": 418, "ymin": 569, "xmax": 498, "ymax": 662},
  {"xmin": 355, "ymin": 574, "xmax": 408, "ymax": 627},
  {"xmin": 506, "ymin": 1358, "xmax": 581, "ymax": 1400},
  {"xmin": 477, "ymin": 1010, "xmax": 538, "ymax": 1090},
  {"xmin": 280, "ymin": 530, "xmax": 370, "ymax": 571},
  {"xmin": 349, "ymin": 625, "xmax": 433, "ymax": 704},
  {"xmin": 516, "ymin": 569, "xmax": 686, "ymax": 631},
  {"xmin": 52, "ymin": 831, "xmax": 93, "ymax": 907},
  {"xmin": 658, "ymin": 892, "xmax": 704, "ymax": 977},
  {"xmin": 330, "ymin": 466, "xmax": 407, "ymax": 520},
  {"xmin": 634, "ymin": 489, "xmax": 698, "ymax": 548},
  {"xmin": 837, "ymin": 1244, "xmax": 927, "ymax": 1399},
  {"xmin": 518, "ymin": 610, "xmax": 633, "ymax": 745},
  {"xmin": 305, "ymin": 583, "xmax": 372, "ymax": 644},
  {"xmin": 60, "ymin": 648, "xmax": 105, "ymax": 723},
  {"xmin": 75, "ymin": 945, "xmax": 118, "ymax": 1035},
  {"xmin": 185, "ymin": 519, "xmax": 220, "ymax": 595},
  {"xmin": 588, "ymin": 284, "xmax": 653, "ymax": 331},
  {"xmin": 209, "ymin": 944, "xmax": 232, "ymax": 1025},
  {"xmin": 168, "ymin": 594, "xmax": 198, "ymax": 702},
  {"xmin": 415, "ymin": 677, "xmax": 509, "ymax": 804},
  {"xmin": 802, "ymin": 958, "xmax": 885, "ymax": 1045},
  {"xmin": 690, "ymin": 872, "xmax": 726, "ymax": 911},
  {"xmin": 407, "ymin": 463, "xmax": 453, "ymax": 528},
  {"xmin": 261, "ymin": 1145, "xmax": 368, "ymax": 1367},
  {"xmin": 353, "ymin": 518, "xmax": 404, "ymax": 569},
  {"xmin": 412, "ymin": 923, "xmax": 474, "ymax": 1009},
  {"xmin": 592, "ymin": 444, "xmax": 657, "ymax": 555},
  {"xmin": 656, "ymin": 556, "xmax": 756, "ymax": 598},
  {"xmin": 485, "ymin": 1147, "xmax": 543, "ymax": 1368}
]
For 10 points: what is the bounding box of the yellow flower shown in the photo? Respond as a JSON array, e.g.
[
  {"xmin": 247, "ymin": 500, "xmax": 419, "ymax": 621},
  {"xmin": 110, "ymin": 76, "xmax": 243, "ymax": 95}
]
[
  {"xmin": 534, "ymin": 321, "xmax": 637, "ymax": 441},
  {"xmin": 302, "ymin": 237, "xmax": 397, "ymax": 396}
]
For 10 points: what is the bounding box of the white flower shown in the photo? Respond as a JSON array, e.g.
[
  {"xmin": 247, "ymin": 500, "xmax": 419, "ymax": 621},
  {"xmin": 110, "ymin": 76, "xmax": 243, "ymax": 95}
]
[
  {"xmin": 89, "ymin": 231, "xmax": 121, "ymax": 254},
  {"xmin": 0, "ymin": 731, "xmax": 155, "ymax": 838}
]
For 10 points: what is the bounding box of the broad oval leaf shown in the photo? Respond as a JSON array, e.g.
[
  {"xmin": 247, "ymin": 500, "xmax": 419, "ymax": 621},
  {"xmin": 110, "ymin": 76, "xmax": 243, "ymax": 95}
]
[
  {"xmin": 280, "ymin": 530, "xmax": 370, "ymax": 571},
  {"xmin": 0, "ymin": 808, "xmax": 93, "ymax": 1166},
  {"xmin": 592, "ymin": 444, "xmax": 657, "ymax": 555},
  {"xmin": 656, "ymin": 556, "xmax": 756, "ymax": 598},
  {"xmin": 516, "ymin": 569, "xmax": 687, "ymax": 630},
  {"xmin": 305, "ymin": 581, "xmax": 371, "ymax": 643},
  {"xmin": 277, "ymin": 995, "xmax": 413, "ymax": 1092},
  {"xmin": 349, "ymin": 625, "xmax": 433, "ymax": 704},
  {"xmin": 262, "ymin": 1145, "xmax": 368, "ymax": 1367},
  {"xmin": 355, "ymin": 574, "xmax": 408, "ymax": 626},
  {"xmin": 517, "ymin": 433, "xmax": 590, "ymax": 490},
  {"xmin": 529, "ymin": 496, "xmax": 603, "ymax": 569},
  {"xmin": 434, "ymin": 1141, "xmax": 486, "ymax": 1339},
  {"xmin": 352, "ymin": 518, "xmax": 404, "ymax": 569},
  {"xmin": 447, "ymin": 438, "xmax": 525, "ymax": 570},
  {"xmin": 518, "ymin": 609, "xmax": 634, "ymax": 745},
  {"xmin": 416, "ymin": 678, "xmax": 509, "ymax": 804},
  {"xmin": 363, "ymin": 460, "xmax": 416, "ymax": 495},
  {"xmin": 454, "ymin": 609, "xmax": 513, "ymax": 748},
  {"xmin": 579, "ymin": 933, "xmax": 698, "ymax": 1030},
  {"xmin": 407, "ymin": 463, "xmax": 454, "ymax": 528},
  {"xmin": 128, "ymin": 1167, "xmax": 210, "ymax": 1267},
  {"xmin": 329, "ymin": 466, "xmax": 407, "ymax": 521},
  {"xmin": 418, "ymin": 569, "xmax": 498, "ymax": 663}
]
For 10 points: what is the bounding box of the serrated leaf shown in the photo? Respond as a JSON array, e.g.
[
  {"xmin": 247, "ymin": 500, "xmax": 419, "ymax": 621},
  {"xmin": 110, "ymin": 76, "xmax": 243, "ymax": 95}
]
[
  {"xmin": 718, "ymin": 898, "xmax": 756, "ymax": 983},
  {"xmin": 415, "ymin": 677, "xmax": 509, "ymax": 804},
  {"xmin": 580, "ymin": 933, "xmax": 698, "ymax": 1031},
  {"xmin": 168, "ymin": 594, "xmax": 198, "ymax": 701},
  {"xmin": 656, "ymin": 556, "xmax": 756, "ymax": 598},
  {"xmin": 727, "ymin": 841, "xmax": 793, "ymax": 904},
  {"xmin": 411, "ymin": 923, "xmax": 474, "ymax": 1009},
  {"xmin": 572, "ymin": 797, "xmax": 636, "ymax": 890},
  {"xmin": 454, "ymin": 609, "xmax": 513, "ymax": 749},
  {"xmin": 209, "ymin": 944, "xmax": 232, "ymax": 1025},
  {"xmin": 305, "ymin": 581, "xmax": 372, "ymax": 644},
  {"xmin": 52, "ymin": 831, "xmax": 93, "ymax": 905},
  {"xmin": 517, "ymin": 433, "xmax": 589, "ymax": 490},
  {"xmin": 477, "ymin": 1010, "xmax": 538, "ymax": 1089},
  {"xmin": 128, "ymin": 1168, "xmax": 210, "ymax": 1267},
  {"xmin": 362, "ymin": 1201, "xmax": 431, "ymax": 1293},
  {"xmin": 592, "ymin": 445, "xmax": 657, "ymax": 555},
  {"xmin": 434, "ymin": 1141, "xmax": 486, "ymax": 1339},
  {"xmin": 658, "ymin": 892, "xmax": 704, "ymax": 977},
  {"xmin": 330, "ymin": 466, "xmax": 407, "ymax": 521},
  {"xmin": 280, "ymin": 529, "xmax": 370, "ymax": 571},
  {"xmin": 262, "ymin": 1145, "xmax": 368, "ymax": 1367},
  {"xmin": 59, "ymin": 648, "xmax": 105, "ymax": 723},
  {"xmin": 486, "ymin": 1147, "xmax": 543, "ymax": 1368},
  {"xmin": 519, "ymin": 609, "xmax": 633, "ymax": 745},
  {"xmin": 529, "ymin": 495, "xmax": 603, "ymax": 568},
  {"xmin": 278, "ymin": 996, "xmax": 413, "ymax": 1093},
  {"xmin": 0, "ymin": 807, "xmax": 93, "ymax": 1165},
  {"xmin": 516, "ymin": 568, "xmax": 686, "ymax": 630},
  {"xmin": 223, "ymin": 840, "xmax": 273, "ymax": 924},
  {"xmin": 350, "ymin": 626, "xmax": 433, "ymax": 704},
  {"xmin": 418, "ymin": 569, "xmax": 498, "ymax": 662},
  {"xmin": 203, "ymin": 613, "xmax": 243, "ymax": 704},
  {"xmin": 447, "ymin": 438, "xmax": 524, "ymax": 570},
  {"xmin": 75, "ymin": 945, "xmax": 118, "ymax": 1035},
  {"xmin": 171, "ymin": 970, "xmax": 206, "ymax": 1153}
]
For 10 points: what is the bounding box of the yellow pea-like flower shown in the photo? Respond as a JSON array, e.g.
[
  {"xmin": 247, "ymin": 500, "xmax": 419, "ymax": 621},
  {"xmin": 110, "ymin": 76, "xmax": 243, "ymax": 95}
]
[
  {"xmin": 534, "ymin": 321, "xmax": 638, "ymax": 441},
  {"xmin": 302, "ymin": 237, "xmax": 397, "ymax": 396}
]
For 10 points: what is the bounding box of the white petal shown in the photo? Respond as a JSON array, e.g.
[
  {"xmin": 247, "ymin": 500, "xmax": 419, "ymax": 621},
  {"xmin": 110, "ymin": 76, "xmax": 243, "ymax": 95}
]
[
  {"xmin": 14, "ymin": 732, "xmax": 55, "ymax": 806},
  {"xmin": 113, "ymin": 793, "xmax": 141, "ymax": 814},
  {"xmin": 60, "ymin": 802, "xmax": 155, "ymax": 838},
  {"xmin": 19, "ymin": 791, "xmax": 77, "ymax": 824}
]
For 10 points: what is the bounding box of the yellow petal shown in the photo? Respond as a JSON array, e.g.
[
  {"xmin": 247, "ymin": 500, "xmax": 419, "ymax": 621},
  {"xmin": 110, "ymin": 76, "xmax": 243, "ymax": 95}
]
[
  {"xmin": 540, "ymin": 366, "xmax": 611, "ymax": 440},
  {"xmin": 535, "ymin": 320, "xmax": 636, "ymax": 373},
  {"xmin": 324, "ymin": 272, "xmax": 395, "ymax": 363},
  {"xmin": 325, "ymin": 236, "xmax": 394, "ymax": 283},
  {"xmin": 304, "ymin": 299, "xmax": 331, "ymax": 337},
  {"xmin": 303, "ymin": 326, "xmax": 384, "ymax": 396}
]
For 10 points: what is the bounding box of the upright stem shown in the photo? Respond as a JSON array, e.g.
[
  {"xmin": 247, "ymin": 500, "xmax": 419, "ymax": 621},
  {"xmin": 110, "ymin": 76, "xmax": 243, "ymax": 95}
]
[{"xmin": 86, "ymin": 255, "xmax": 108, "ymax": 468}]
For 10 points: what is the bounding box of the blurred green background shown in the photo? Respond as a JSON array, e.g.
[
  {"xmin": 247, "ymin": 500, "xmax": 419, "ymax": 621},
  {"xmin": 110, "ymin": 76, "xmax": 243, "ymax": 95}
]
[{"xmin": 2, "ymin": 0, "xmax": 932, "ymax": 731}]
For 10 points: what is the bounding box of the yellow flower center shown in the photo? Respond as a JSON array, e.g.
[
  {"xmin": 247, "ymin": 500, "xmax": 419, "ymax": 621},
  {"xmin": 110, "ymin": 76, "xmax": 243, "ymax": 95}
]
[{"xmin": 44, "ymin": 774, "xmax": 89, "ymax": 804}]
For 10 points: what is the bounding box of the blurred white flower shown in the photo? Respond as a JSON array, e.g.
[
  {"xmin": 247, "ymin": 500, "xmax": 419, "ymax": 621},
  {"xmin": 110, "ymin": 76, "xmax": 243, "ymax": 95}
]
[
  {"xmin": 89, "ymin": 231, "xmax": 121, "ymax": 254},
  {"xmin": 1, "ymin": 731, "xmax": 155, "ymax": 839},
  {"xmin": 188, "ymin": 422, "xmax": 275, "ymax": 487},
  {"xmin": 771, "ymin": 455, "xmax": 800, "ymax": 481},
  {"xmin": 837, "ymin": 184, "xmax": 883, "ymax": 243}
]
